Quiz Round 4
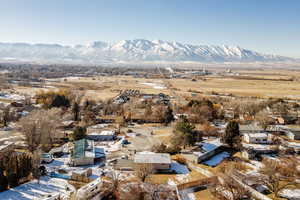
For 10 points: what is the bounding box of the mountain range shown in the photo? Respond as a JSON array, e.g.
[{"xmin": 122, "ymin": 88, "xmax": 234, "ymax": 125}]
[{"xmin": 0, "ymin": 39, "xmax": 294, "ymax": 64}]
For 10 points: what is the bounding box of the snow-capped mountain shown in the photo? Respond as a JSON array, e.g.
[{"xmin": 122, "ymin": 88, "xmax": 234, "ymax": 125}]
[{"xmin": 0, "ymin": 39, "xmax": 293, "ymax": 64}]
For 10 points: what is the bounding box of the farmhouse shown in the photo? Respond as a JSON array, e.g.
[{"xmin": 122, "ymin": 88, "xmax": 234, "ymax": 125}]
[{"xmin": 134, "ymin": 152, "xmax": 171, "ymax": 171}]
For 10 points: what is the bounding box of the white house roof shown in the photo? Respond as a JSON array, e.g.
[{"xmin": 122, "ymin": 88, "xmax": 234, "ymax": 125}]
[
  {"xmin": 246, "ymin": 133, "xmax": 269, "ymax": 138},
  {"xmin": 88, "ymin": 130, "xmax": 115, "ymax": 136},
  {"xmin": 240, "ymin": 124, "xmax": 264, "ymax": 132},
  {"xmin": 100, "ymin": 130, "xmax": 115, "ymax": 135},
  {"xmin": 134, "ymin": 153, "xmax": 171, "ymax": 164}
]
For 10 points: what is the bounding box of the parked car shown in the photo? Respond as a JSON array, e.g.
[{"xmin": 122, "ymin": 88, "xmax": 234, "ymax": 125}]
[{"xmin": 41, "ymin": 153, "xmax": 54, "ymax": 163}]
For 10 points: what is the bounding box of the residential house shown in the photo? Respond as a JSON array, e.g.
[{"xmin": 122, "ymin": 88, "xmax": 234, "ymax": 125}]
[
  {"xmin": 242, "ymin": 147, "xmax": 277, "ymax": 160},
  {"xmin": 243, "ymin": 133, "xmax": 271, "ymax": 144},
  {"xmin": 87, "ymin": 130, "xmax": 116, "ymax": 141},
  {"xmin": 69, "ymin": 139, "xmax": 95, "ymax": 166},
  {"xmin": 134, "ymin": 152, "xmax": 171, "ymax": 171},
  {"xmin": 239, "ymin": 124, "xmax": 265, "ymax": 134},
  {"xmin": 181, "ymin": 138, "xmax": 224, "ymax": 164}
]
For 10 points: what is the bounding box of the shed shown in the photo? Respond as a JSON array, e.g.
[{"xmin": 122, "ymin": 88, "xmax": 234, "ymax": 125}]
[{"xmin": 134, "ymin": 152, "xmax": 171, "ymax": 170}]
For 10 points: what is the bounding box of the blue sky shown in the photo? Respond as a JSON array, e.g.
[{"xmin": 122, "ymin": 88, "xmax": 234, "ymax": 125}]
[{"xmin": 1, "ymin": 0, "xmax": 300, "ymax": 57}]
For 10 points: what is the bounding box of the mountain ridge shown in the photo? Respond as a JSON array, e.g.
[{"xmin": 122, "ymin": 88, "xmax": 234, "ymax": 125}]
[{"xmin": 0, "ymin": 39, "xmax": 294, "ymax": 64}]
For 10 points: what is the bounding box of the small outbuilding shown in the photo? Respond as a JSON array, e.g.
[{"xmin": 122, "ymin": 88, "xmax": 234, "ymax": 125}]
[
  {"xmin": 134, "ymin": 152, "xmax": 171, "ymax": 171},
  {"xmin": 243, "ymin": 133, "xmax": 271, "ymax": 144},
  {"xmin": 285, "ymin": 129, "xmax": 300, "ymax": 140}
]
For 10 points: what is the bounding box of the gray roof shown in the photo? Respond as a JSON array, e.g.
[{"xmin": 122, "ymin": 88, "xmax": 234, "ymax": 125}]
[
  {"xmin": 240, "ymin": 124, "xmax": 264, "ymax": 132},
  {"xmin": 134, "ymin": 153, "xmax": 171, "ymax": 164}
]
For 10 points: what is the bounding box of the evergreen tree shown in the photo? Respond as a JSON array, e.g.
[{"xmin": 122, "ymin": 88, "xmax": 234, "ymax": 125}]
[
  {"xmin": 172, "ymin": 117, "xmax": 195, "ymax": 147},
  {"xmin": 0, "ymin": 169, "xmax": 8, "ymax": 192},
  {"xmin": 7, "ymin": 173, "xmax": 18, "ymax": 188},
  {"xmin": 222, "ymin": 120, "xmax": 241, "ymax": 149},
  {"xmin": 51, "ymin": 94, "xmax": 70, "ymax": 108},
  {"xmin": 164, "ymin": 106, "xmax": 174, "ymax": 125},
  {"xmin": 72, "ymin": 126, "xmax": 87, "ymax": 141}
]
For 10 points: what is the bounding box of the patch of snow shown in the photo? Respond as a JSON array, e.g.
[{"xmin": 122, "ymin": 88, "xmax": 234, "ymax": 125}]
[
  {"xmin": 187, "ymin": 192, "xmax": 196, "ymax": 200},
  {"xmin": 0, "ymin": 177, "xmax": 73, "ymax": 200},
  {"xmin": 167, "ymin": 179, "xmax": 176, "ymax": 186},
  {"xmin": 175, "ymin": 174, "xmax": 189, "ymax": 183},
  {"xmin": 140, "ymin": 82, "xmax": 166, "ymax": 90},
  {"xmin": 280, "ymin": 189, "xmax": 300, "ymax": 200}
]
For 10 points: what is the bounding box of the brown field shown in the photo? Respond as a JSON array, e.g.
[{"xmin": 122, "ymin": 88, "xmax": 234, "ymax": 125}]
[
  {"xmin": 146, "ymin": 170, "xmax": 207, "ymax": 185},
  {"xmin": 10, "ymin": 69, "xmax": 300, "ymax": 101}
]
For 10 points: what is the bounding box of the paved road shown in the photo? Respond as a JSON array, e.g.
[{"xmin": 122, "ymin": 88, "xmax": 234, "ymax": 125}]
[{"xmin": 124, "ymin": 126, "xmax": 162, "ymax": 151}]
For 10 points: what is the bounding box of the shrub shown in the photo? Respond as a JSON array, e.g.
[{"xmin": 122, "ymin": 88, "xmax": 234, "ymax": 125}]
[{"xmin": 173, "ymin": 155, "xmax": 187, "ymax": 165}]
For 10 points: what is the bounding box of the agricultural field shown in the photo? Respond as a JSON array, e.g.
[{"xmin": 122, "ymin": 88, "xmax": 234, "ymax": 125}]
[{"xmin": 9, "ymin": 69, "xmax": 300, "ymax": 103}]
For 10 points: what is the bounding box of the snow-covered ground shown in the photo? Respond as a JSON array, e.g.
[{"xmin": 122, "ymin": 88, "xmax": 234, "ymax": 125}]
[
  {"xmin": 0, "ymin": 176, "xmax": 74, "ymax": 200},
  {"xmin": 0, "ymin": 93, "xmax": 25, "ymax": 101},
  {"xmin": 280, "ymin": 189, "xmax": 300, "ymax": 200},
  {"xmin": 187, "ymin": 192, "xmax": 196, "ymax": 200},
  {"xmin": 45, "ymin": 154, "xmax": 104, "ymax": 179},
  {"xmin": 175, "ymin": 174, "xmax": 190, "ymax": 183},
  {"xmin": 242, "ymin": 143, "xmax": 274, "ymax": 150},
  {"xmin": 140, "ymin": 82, "xmax": 166, "ymax": 90}
]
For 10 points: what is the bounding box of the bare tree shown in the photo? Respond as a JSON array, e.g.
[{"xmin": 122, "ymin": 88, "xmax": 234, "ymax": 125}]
[
  {"xmin": 19, "ymin": 108, "xmax": 61, "ymax": 153},
  {"xmin": 0, "ymin": 107, "xmax": 10, "ymax": 127},
  {"xmin": 19, "ymin": 109, "xmax": 62, "ymax": 183},
  {"xmin": 135, "ymin": 163, "xmax": 154, "ymax": 182},
  {"xmin": 71, "ymin": 91, "xmax": 84, "ymax": 121},
  {"xmin": 32, "ymin": 149, "xmax": 42, "ymax": 183},
  {"xmin": 202, "ymin": 122, "xmax": 218, "ymax": 137},
  {"xmin": 116, "ymin": 115, "xmax": 125, "ymax": 134},
  {"xmin": 212, "ymin": 163, "xmax": 250, "ymax": 200},
  {"xmin": 252, "ymin": 158, "xmax": 300, "ymax": 198},
  {"xmin": 255, "ymin": 110, "xmax": 273, "ymax": 130}
]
